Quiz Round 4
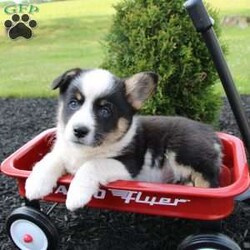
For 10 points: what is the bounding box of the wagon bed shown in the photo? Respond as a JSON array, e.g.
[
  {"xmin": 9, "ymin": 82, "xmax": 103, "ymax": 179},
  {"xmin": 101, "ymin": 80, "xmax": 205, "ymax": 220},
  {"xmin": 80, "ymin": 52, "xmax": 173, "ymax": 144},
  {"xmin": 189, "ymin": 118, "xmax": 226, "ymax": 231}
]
[{"xmin": 1, "ymin": 128, "xmax": 249, "ymax": 221}]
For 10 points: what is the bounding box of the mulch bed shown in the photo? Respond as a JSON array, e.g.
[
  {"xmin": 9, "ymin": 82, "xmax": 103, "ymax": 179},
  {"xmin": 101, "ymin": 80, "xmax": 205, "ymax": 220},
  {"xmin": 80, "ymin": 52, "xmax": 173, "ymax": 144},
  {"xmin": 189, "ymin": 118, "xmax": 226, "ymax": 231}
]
[{"xmin": 0, "ymin": 97, "xmax": 250, "ymax": 250}]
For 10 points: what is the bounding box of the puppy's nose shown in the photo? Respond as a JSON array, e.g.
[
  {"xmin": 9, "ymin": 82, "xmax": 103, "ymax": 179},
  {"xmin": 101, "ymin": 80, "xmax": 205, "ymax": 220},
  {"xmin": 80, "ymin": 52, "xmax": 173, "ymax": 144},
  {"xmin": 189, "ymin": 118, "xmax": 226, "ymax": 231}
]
[{"xmin": 73, "ymin": 126, "xmax": 89, "ymax": 138}]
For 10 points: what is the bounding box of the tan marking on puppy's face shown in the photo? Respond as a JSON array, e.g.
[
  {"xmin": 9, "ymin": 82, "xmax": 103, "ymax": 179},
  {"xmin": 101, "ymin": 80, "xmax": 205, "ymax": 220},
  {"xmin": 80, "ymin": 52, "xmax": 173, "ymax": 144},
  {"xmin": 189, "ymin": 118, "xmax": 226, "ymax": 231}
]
[
  {"xmin": 104, "ymin": 118, "xmax": 129, "ymax": 144},
  {"xmin": 75, "ymin": 91, "xmax": 83, "ymax": 102}
]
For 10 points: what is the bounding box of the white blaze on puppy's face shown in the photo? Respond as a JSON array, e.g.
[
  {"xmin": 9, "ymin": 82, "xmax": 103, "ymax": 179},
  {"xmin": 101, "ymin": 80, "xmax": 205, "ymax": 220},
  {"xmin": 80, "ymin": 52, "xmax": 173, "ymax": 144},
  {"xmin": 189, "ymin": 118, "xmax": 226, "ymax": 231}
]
[
  {"xmin": 80, "ymin": 69, "xmax": 114, "ymax": 100},
  {"xmin": 64, "ymin": 97, "xmax": 95, "ymax": 146},
  {"xmin": 63, "ymin": 69, "xmax": 115, "ymax": 146}
]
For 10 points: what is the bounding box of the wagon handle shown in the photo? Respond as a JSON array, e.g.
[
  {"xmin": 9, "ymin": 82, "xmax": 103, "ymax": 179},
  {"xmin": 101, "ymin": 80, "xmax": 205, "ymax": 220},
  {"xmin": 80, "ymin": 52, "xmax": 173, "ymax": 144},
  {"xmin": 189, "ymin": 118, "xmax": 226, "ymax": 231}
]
[{"xmin": 184, "ymin": 0, "xmax": 250, "ymax": 154}]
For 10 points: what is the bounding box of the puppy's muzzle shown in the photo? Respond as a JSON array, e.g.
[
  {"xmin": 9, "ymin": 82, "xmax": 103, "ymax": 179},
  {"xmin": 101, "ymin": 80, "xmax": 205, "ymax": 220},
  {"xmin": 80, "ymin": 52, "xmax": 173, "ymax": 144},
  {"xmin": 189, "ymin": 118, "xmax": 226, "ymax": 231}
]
[{"xmin": 73, "ymin": 126, "xmax": 89, "ymax": 138}]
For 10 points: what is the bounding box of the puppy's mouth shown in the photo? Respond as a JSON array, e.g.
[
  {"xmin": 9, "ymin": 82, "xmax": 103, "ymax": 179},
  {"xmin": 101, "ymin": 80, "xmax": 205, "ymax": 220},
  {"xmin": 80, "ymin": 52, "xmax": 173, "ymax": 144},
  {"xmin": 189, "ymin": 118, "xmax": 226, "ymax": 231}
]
[{"xmin": 71, "ymin": 134, "xmax": 103, "ymax": 147}]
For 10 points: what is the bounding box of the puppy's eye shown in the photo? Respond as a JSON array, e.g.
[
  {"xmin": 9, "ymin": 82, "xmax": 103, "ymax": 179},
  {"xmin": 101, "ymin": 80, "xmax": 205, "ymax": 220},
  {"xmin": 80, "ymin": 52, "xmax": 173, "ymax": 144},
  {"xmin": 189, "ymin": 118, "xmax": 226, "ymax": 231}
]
[
  {"xmin": 68, "ymin": 99, "xmax": 80, "ymax": 110},
  {"xmin": 98, "ymin": 105, "xmax": 112, "ymax": 118}
]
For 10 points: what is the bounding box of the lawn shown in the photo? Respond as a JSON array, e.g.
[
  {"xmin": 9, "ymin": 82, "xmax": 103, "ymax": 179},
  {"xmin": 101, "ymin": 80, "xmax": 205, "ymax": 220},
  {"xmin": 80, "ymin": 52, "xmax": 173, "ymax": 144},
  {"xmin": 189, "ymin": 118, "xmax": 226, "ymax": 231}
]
[
  {"xmin": 220, "ymin": 26, "xmax": 250, "ymax": 94},
  {"xmin": 206, "ymin": 0, "xmax": 250, "ymax": 16},
  {"xmin": 0, "ymin": 0, "xmax": 118, "ymax": 97},
  {"xmin": 0, "ymin": 0, "xmax": 249, "ymax": 97},
  {"xmin": 206, "ymin": 0, "xmax": 250, "ymax": 94}
]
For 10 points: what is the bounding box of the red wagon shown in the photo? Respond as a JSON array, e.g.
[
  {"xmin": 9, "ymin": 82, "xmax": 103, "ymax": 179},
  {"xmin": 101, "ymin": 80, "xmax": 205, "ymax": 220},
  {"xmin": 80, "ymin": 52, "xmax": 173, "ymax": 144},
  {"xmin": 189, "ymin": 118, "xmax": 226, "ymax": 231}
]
[
  {"xmin": 1, "ymin": 128, "xmax": 249, "ymax": 221},
  {"xmin": 1, "ymin": 128, "xmax": 250, "ymax": 249}
]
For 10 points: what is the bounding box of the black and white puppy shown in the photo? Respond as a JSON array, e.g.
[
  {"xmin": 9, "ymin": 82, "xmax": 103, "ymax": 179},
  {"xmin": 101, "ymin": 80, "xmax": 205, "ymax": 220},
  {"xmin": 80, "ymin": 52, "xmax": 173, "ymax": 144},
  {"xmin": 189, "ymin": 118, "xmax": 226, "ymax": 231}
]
[{"xmin": 25, "ymin": 68, "xmax": 222, "ymax": 211}]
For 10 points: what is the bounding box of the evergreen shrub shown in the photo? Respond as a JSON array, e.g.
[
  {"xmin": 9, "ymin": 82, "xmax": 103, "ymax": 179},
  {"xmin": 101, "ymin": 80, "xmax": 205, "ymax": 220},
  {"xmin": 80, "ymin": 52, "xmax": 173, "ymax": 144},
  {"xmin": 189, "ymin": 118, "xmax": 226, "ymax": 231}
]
[{"xmin": 102, "ymin": 0, "xmax": 224, "ymax": 123}]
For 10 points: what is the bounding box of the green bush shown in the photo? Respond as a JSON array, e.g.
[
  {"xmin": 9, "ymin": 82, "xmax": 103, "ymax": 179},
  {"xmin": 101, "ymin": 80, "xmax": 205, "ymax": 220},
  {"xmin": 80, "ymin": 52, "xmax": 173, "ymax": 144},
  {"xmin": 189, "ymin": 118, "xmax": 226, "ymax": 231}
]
[{"xmin": 102, "ymin": 0, "xmax": 223, "ymax": 123}]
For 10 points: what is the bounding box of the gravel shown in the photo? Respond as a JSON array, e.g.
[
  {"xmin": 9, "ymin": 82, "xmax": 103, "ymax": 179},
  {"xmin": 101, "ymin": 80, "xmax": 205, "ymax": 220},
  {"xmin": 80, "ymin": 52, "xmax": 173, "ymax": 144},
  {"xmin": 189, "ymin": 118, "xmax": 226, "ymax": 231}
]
[{"xmin": 0, "ymin": 96, "xmax": 249, "ymax": 250}]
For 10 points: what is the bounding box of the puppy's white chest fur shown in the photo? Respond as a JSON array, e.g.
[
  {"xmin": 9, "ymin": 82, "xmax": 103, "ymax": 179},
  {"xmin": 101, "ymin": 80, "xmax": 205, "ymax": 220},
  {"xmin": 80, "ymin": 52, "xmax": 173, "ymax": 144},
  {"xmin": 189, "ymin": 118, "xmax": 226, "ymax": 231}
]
[{"xmin": 55, "ymin": 117, "xmax": 138, "ymax": 174}]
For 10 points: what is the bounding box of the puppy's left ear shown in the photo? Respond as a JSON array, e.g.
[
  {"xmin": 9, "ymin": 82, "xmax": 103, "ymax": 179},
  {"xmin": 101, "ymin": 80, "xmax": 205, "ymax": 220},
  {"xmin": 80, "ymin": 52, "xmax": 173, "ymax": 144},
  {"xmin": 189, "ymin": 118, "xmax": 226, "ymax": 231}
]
[
  {"xmin": 51, "ymin": 68, "xmax": 82, "ymax": 92},
  {"xmin": 124, "ymin": 72, "xmax": 158, "ymax": 110}
]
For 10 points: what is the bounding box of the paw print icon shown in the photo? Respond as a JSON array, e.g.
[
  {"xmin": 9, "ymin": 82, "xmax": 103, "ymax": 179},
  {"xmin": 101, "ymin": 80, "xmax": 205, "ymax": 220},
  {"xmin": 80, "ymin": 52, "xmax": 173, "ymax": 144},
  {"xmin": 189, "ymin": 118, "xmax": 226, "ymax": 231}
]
[{"xmin": 4, "ymin": 14, "xmax": 37, "ymax": 39}]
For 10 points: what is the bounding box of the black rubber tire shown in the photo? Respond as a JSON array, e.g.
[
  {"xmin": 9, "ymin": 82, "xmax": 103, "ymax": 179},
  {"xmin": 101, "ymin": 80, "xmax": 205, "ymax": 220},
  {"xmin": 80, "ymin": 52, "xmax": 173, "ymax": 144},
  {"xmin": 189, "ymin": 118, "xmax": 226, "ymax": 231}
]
[
  {"xmin": 6, "ymin": 206, "xmax": 59, "ymax": 250},
  {"xmin": 177, "ymin": 233, "xmax": 241, "ymax": 250}
]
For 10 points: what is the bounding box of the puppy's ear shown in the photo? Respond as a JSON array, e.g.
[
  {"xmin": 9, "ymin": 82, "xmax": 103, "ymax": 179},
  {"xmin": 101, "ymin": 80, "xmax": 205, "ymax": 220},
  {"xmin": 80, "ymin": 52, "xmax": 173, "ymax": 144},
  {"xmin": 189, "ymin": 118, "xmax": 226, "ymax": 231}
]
[
  {"xmin": 51, "ymin": 68, "xmax": 82, "ymax": 91},
  {"xmin": 124, "ymin": 72, "xmax": 158, "ymax": 110}
]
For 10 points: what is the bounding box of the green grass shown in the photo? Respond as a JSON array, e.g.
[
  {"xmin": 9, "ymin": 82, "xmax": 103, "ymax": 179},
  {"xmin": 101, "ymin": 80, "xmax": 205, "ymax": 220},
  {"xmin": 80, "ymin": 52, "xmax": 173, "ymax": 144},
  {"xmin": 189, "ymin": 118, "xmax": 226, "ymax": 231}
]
[
  {"xmin": 0, "ymin": 0, "xmax": 118, "ymax": 97},
  {"xmin": 220, "ymin": 26, "xmax": 250, "ymax": 94},
  {"xmin": 206, "ymin": 0, "xmax": 250, "ymax": 94},
  {"xmin": 0, "ymin": 0, "xmax": 249, "ymax": 97},
  {"xmin": 206, "ymin": 0, "xmax": 250, "ymax": 16}
]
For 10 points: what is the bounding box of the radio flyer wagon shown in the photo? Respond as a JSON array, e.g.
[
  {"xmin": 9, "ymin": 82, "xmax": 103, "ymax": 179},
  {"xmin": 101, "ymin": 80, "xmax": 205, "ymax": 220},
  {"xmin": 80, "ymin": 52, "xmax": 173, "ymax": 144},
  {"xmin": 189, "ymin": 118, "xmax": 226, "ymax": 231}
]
[{"xmin": 1, "ymin": 0, "xmax": 250, "ymax": 249}]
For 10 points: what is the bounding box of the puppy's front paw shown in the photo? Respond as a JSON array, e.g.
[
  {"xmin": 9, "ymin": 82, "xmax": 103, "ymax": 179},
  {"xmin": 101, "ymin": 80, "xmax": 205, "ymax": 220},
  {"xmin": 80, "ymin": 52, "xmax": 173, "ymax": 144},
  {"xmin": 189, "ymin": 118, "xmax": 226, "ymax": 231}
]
[
  {"xmin": 66, "ymin": 193, "xmax": 92, "ymax": 212},
  {"xmin": 25, "ymin": 170, "xmax": 56, "ymax": 201},
  {"xmin": 65, "ymin": 181, "xmax": 97, "ymax": 211}
]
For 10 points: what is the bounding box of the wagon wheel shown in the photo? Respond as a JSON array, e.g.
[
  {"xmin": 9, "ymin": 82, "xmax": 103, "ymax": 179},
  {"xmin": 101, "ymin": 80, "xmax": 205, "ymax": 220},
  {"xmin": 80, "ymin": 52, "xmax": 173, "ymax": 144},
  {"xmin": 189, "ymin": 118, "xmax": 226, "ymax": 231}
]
[
  {"xmin": 177, "ymin": 233, "xmax": 241, "ymax": 250},
  {"xmin": 6, "ymin": 206, "xmax": 59, "ymax": 250}
]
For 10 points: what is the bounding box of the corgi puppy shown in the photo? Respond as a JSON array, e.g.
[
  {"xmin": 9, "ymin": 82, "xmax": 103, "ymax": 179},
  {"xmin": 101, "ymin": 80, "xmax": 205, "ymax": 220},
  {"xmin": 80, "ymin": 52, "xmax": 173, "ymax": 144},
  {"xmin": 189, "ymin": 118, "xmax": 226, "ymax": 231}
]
[{"xmin": 25, "ymin": 68, "xmax": 222, "ymax": 211}]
